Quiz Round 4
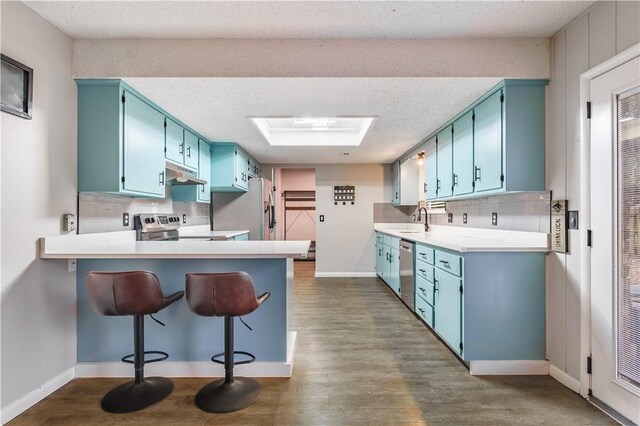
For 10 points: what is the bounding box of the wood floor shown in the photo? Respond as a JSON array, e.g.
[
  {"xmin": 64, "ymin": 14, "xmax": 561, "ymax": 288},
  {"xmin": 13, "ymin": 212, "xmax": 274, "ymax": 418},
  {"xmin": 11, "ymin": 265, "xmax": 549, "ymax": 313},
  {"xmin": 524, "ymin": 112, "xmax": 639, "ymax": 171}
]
[{"xmin": 10, "ymin": 261, "xmax": 614, "ymax": 425}]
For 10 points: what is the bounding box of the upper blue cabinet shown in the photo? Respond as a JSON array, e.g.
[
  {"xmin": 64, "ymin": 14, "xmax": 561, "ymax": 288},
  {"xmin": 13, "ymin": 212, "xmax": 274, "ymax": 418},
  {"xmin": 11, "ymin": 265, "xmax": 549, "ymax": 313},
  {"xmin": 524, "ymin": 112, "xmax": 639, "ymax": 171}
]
[
  {"xmin": 423, "ymin": 79, "xmax": 548, "ymax": 201},
  {"xmin": 210, "ymin": 143, "xmax": 261, "ymax": 192},
  {"xmin": 77, "ymin": 80, "xmax": 167, "ymax": 198}
]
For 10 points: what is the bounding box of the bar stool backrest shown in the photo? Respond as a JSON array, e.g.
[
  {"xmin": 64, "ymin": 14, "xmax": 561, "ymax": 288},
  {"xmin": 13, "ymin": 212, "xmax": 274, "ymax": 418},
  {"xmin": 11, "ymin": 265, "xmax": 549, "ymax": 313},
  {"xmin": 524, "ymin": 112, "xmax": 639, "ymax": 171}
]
[
  {"xmin": 86, "ymin": 271, "xmax": 165, "ymax": 316},
  {"xmin": 185, "ymin": 272, "xmax": 260, "ymax": 317}
]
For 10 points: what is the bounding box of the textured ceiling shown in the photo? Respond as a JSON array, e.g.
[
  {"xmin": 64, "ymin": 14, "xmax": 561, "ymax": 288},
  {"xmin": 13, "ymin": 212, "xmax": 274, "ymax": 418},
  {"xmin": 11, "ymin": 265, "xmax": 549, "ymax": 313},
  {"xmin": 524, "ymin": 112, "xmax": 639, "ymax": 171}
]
[
  {"xmin": 25, "ymin": 1, "xmax": 593, "ymax": 39},
  {"xmin": 126, "ymin": 78, "xmax": 502, "ymax": 164}
]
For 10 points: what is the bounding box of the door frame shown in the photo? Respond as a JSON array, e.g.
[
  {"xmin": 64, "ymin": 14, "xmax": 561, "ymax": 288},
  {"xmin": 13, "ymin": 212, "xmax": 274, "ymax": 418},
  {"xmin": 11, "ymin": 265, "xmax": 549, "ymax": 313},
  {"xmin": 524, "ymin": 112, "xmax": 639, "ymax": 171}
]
[{"xmin": 579, "ymin": 43, "xmax": 640, "ymax": 399}]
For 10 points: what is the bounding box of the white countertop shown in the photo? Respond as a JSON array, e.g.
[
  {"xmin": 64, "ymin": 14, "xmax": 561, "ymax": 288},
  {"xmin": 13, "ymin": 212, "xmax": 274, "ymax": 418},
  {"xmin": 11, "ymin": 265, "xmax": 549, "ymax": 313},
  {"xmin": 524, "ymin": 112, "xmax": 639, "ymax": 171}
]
[
  {"xmin": 178, "ymin": 226, "xmax": 249, "ymax": 240},
  {"xmin": 39, "ymin": 228, "xmax": 310, "ymax": 259},
  {"xmin": 374, "ymin": 223, "xmax": 549, "ymax": 253}
]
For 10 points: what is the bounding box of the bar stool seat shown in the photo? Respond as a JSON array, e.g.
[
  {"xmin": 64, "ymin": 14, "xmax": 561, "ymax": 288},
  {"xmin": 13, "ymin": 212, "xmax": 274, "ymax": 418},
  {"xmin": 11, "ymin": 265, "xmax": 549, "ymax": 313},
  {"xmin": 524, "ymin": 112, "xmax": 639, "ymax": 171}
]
[
  {"xmin": 86, "ymin": 271, "xmax": 184, "ymax": 413},
  {"xmin": 186, "ymin": 272, "xmax": 269, "ymax": 413}
]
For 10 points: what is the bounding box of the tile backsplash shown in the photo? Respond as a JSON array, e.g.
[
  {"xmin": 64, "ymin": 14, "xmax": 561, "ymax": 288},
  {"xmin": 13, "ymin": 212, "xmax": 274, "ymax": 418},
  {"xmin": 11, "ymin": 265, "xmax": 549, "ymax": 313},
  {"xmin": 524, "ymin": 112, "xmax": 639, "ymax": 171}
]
[
  {"xmin": 374, "ymin": 192, "xmax": 550, "ymax": 233},
  {"xmin": 78, "ymin": 186, "xmax": 209, "ymax": 234}
]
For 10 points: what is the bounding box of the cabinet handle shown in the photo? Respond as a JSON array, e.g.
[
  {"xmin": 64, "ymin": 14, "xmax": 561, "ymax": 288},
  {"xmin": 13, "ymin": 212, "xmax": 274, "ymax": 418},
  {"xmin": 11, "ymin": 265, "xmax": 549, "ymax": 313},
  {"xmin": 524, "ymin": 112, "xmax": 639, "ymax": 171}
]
[
  {"xmin": 439, "ymin": 260, "xmax": 450, "ymax": 266},
  {"xmin": 474, "ymin": 166, "xmax": 481, "ymax": 181},
  {"xmin": 423, "ymin": 182, "xmax": 427, "ymax": 193},
  {"xmin": 418, "ymin": 308, "xmax": 425, "ymax": 315},
  {"xmin": 386, "ymin": 252, "xmax": 390, "ymax": 261},
  {"xmin": 419, "ymin": 252, "xmax": 426, "ymax": 256},
  {"xmin": 159, "ymin": 171, "xmax": 165, "ymax": 186},
  {"xmin": 395, "ymin": 191, "xmax": 399, "ymax": 200},
  {"xmin": 418, "ymin": 268, "xmax": 426, "ymax": 273},
  {"xmin": 201, "ymin": 184, "xmax": 205, "ymax": 194},
  {"xmin": 179, "ymin": 143, "xmax": 184, "ymax": 155},
  {"xmin": 378, "ymin": 248, "xmax": 382, "ymax": 256},
  {"xmin": 436, "ymin": 180, "xmax": 441, "ymax": 191},
  {"xmin": 419, "ymin": 287, "xmax": 426, "ymax": 292},
  {"xmin": 453, "ymin": 174, "xmax": 458, "ymax": 187},
  {"xmin": 187, "ymin": 146, "xmax": 191, "ymax": 158},
  {"xmin": 434, "ymin": 279, "xmax": 439, "ymax": 291}
]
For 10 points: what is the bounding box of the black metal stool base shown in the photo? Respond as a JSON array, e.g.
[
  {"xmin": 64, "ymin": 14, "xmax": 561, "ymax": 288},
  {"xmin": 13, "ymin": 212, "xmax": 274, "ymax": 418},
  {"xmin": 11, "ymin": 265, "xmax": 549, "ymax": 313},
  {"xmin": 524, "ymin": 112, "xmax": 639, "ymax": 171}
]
[
  {"xmin": 195, "ymin": 377, "xmax": 261, "ymax": 413},
  {"xmin": 101, "ymin": 377, "xmax": 173, "ymax": 413}
]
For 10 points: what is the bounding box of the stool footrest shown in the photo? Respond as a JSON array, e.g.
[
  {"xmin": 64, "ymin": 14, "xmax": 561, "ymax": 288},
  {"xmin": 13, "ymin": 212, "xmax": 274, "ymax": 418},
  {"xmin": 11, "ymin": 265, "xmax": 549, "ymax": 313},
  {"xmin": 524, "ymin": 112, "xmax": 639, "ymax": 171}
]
[
  {"xmin": 211, "ymin": 351, "xmax": 255, "ymax": 366},
  {"xmin": 121, "ymin": 351, "xmax": 169, "ymax": 364}
]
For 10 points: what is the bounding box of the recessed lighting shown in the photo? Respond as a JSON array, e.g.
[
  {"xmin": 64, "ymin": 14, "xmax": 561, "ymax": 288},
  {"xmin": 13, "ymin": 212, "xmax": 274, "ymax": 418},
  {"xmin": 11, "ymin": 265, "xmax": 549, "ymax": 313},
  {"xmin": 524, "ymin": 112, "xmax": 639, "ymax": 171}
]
[{"xmin": 248, "ymin": 116, "xmax": 376, "ymax": 147}]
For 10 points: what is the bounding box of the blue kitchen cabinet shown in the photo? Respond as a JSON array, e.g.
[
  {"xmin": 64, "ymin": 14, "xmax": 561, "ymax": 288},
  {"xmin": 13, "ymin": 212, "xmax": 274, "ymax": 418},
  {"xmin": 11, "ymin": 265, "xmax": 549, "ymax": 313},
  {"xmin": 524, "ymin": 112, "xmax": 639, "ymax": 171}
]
[
  {"xmin": 171, "ymin": 139, "xmax": 211, "ymax": 203},
  {"xmin": 183, "ymin": 130, "xmax": 200, "ymax": 170},
  {"xmin": 436, "ymin": 125, "xmax": 453, "ymax": 198},
  {"xmin": 77, "ymin": 80, "xmax": 166, "ymax": 198},
  {"xmin": 248, "ymin": 155, "xmax": 262, "ymax": 179},
  {"xmin": 376, "ymin": 237, "xmax": 387, "ymax": 280},
  {"xmin": 452, "ymin": 111, "xmax": 474, "ymax": 196},
  {"xmin": 375, "ymin": 232, "xmax": 401, "ymax": 297},
  {"xmin": 165, "ymin": 118, "xmax": 185, "ymax": 165},
  {"xmin": 391, "ymin": 161, "xmax": 401, "ymax": 205},
  {"xmin": 423, "ymin": 136, "xmax": 438, "ymax": 201},
  {"xmin": 473, "ymin": 89, "xmax": 504, "ymax": 193},
  {"xmin": 434, "ymin": 267, "xmax": 463, "ymax": 355},
  {"xmin": 210, "ymin": 143, "xmax": 249, "ymax": 192},
  {"xmin": 388, "ymin": 247, "xmax": 401, "ymax": 297},
  {"xmin": 232, "ymin": 232, "xmax": 249, "ymax": 241}
]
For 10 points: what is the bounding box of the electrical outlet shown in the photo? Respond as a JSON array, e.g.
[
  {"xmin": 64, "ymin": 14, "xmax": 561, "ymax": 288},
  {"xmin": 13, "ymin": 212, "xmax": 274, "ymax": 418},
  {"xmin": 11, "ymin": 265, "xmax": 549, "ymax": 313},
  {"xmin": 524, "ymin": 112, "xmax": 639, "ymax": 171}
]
[
  {"xmin": 447, "ymin": 213, "xmax": 453, "ymax": 223},
  {"xmin": 68, "ymin": 258, "xmax": 77, "ymax": 272},
  {"xmin": 463, "ymin": 213, "xmax": 468, "ymax": 224},
  {"xmin": 183, "ymin": 214, "xmax": 187, "ymax": 224},
  {"xmin": 319, "ymin": 215, "xmax": 325, "ymax": 222},
  {"xmin": 63, "ymin": 213, "xmax": 76, "ymax": 232},
  {"xmin": 491, "ymin": 212, "xmax": 498, "ymax": 226},
  {"xmin": 123, "ymin": 212, "xmax": 129, "ymax": 227}
]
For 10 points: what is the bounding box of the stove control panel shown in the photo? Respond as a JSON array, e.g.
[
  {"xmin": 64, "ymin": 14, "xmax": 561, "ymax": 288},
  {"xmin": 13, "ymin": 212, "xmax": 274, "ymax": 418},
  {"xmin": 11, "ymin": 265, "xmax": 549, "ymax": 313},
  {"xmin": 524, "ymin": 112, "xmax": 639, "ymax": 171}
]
[{"xmin": 134, "ymin": 213, "xmax": 181, "ymax": 232}]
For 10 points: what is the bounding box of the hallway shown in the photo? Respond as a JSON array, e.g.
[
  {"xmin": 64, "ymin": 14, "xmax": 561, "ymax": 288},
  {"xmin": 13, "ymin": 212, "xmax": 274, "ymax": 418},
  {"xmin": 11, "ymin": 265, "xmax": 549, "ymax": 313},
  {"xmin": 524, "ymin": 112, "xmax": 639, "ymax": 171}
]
[{"xmin": 10, "ymin": 261, "xmax": 613, "ymax": 425}]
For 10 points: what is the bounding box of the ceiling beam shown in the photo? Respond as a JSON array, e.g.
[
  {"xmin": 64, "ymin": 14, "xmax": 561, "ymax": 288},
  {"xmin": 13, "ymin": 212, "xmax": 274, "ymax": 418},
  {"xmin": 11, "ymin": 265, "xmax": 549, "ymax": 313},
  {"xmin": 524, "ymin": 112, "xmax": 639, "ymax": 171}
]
[{"xmin": 73, "ymin": 38, "xmax": 550, "ymax": 78}]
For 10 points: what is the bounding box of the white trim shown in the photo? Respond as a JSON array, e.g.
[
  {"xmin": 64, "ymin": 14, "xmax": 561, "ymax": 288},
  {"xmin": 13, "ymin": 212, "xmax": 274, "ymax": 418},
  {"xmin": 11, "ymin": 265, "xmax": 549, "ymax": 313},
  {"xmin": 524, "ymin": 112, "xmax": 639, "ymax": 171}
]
[
  {"xmin": 314, "ymin": 272, "xmax": 376, "ymax": 278},
  {"xmin": 1, "ymin": 367, "xmax": 75, "ymax": 425},
  {"xmin": 579, "ymin": 43, "xmax": 640, "ymax": 398},
  {"xmin": 550, "ymin": 364, "xmax": 581, "ymax": 393},
  {"xmin": 469, "ymin": 360, "xmax": 549, "ymax": 376},
  {"xmin": 75, "ymin": 361, "xmax": 293, "ymax": 378},
  {"xmin": 287, "ymin": 331, "xmax": 297, "ymax": 364}
]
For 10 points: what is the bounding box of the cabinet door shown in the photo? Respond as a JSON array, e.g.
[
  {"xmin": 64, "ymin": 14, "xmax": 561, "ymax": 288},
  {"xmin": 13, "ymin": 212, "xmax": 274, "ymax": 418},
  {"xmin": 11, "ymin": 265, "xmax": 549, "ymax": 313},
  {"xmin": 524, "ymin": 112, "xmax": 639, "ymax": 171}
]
[
  {"xmin": 389, "ymin": 247, "xmax": 401, "ymax": 296},
  {"xmin": 474, "ymin": 89, "xmax": 504, "ymax": 192},
  {"xmin": 123, "ymin": 90, "xmax": 165, "ymax": 196},
  {"xmin": 197, "ymin": 140, "xmax": 211, "ymax": 203},
  {"xmin": 424, "ymin": 136, "xmax": 438, "ymax": 200},
  {"xmin": 437, "ymin": 125, "xmax": 453, "ymax": 198},
  {"xmin": 452, "ymin": 111, "xmax": 474, "ymax": 196},
  {"xmin": 434, "ymin": 269, "xmax": 462, "ymax": 354},
  {"xmin": 235, "ymin": 148, "xmax": 249, "ymax": 190},
  {"xmin": 391, "ymin": 161, "xmax": 401, "ymax": 204},
  {"xmin": 165, "ymin": 118, "xmax": 184, "ymax": 164},
  {"xmin": 376, "ymin": 242, "xmax": 386, "ymax": 279},
  {"xmin": 184, "ymin": 130, "xmax": 199, "ymax": 170}
]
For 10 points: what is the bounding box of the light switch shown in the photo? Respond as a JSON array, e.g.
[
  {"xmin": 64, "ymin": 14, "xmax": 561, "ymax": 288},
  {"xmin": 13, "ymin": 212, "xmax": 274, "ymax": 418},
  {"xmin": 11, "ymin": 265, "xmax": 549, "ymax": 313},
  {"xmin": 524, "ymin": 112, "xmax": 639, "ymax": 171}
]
[
  {"xmin": 319, "ymin": 215, "xmax": 325, "ymax": 222},
  {"xmin": 568, "ymin": 210, "xmax": 579, "ymax": 230}
]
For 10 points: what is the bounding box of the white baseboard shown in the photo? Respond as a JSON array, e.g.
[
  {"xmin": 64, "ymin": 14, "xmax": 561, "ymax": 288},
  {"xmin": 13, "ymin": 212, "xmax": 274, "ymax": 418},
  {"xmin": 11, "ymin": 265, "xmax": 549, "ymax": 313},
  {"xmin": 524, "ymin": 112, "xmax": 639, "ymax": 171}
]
[
  {"xmin": 549, "ymin": 364, "xmax": 581, "ymax": 393},
  {"xmin": 76, "ymin": 360, "xmax": 293, "ymax": 378},
  {"xmin": 470, "ymin": 360, "xmax": 550, "ymax": 375},
  {"xmin": 1, "ymin": 366, "xmax": 75, "ymax": 425},
  {"xmin": 314, "ymin": 272, "xmax": 377, "ymax": 278},
  {"xmin": 287, "ymin": 331, "xmax": 297, "ymax": 364}
]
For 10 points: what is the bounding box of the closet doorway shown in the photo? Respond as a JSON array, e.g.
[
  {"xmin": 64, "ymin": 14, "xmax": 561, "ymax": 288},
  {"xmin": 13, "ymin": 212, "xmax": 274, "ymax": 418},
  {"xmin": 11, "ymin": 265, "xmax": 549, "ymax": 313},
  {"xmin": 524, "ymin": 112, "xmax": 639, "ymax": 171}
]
[{"xmin": 276, "ymin": 168, "xmax": 316, "ymax": 260}]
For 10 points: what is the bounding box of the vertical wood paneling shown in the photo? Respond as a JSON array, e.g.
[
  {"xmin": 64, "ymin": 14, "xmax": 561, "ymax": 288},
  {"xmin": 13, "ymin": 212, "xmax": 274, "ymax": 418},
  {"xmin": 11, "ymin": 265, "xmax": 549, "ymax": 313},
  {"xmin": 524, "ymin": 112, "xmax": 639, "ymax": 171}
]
[
  {"xmin": 616, "ymin": 1, "xmax": 640, "ymax": 53},
  {"xmin": 565, "ymin": 14, "xmax": 589, "ymax": 381},
  {"xmin": 589, "ymin": 2, "xmax": 617, "ymax": 68},
  {"xmin": 547, "ymin": 31, "xmax": 568, "ymax": 370}
]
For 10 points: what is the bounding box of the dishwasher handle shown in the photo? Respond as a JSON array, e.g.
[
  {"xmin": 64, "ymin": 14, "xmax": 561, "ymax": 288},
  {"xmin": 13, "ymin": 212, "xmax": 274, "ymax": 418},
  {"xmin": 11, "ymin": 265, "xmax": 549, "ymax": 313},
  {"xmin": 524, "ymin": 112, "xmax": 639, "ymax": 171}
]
[{"xmin": 399, "ymin": 241, "xmax": 414, "ymax": 252}]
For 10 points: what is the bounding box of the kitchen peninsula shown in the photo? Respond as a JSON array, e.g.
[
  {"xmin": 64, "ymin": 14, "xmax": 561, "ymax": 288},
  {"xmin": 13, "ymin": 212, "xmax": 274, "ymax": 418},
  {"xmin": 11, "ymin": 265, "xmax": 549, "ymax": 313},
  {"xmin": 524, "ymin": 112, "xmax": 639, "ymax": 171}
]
[{"xmin": 40, "ymin": 230, "xmax": 310, "ymax": 378}]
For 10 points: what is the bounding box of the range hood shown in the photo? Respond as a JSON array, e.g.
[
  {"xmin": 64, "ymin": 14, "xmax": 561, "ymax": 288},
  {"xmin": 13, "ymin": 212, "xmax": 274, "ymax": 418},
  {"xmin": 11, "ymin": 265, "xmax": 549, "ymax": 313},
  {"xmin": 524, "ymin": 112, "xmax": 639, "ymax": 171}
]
[{"xmin": 165, "ymin": 162, "xmax": 207, "ymax": 186}]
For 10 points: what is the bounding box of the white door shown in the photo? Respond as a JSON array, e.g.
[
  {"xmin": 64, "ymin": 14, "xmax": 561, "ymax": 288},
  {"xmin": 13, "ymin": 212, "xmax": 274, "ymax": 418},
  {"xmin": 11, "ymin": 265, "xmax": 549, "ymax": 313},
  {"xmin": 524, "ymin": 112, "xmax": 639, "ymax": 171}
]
[{"xmin": 590, "ymin": 56, "xmax": 640, "ymax": 424}]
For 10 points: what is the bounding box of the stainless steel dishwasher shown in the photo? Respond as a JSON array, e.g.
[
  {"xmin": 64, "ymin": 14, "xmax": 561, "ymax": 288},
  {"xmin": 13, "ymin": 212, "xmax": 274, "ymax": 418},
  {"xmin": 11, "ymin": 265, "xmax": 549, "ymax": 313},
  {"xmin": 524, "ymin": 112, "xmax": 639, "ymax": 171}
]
[{"xmin": 399, "ymin": 240, "xmax": 415, "ymax": 311}]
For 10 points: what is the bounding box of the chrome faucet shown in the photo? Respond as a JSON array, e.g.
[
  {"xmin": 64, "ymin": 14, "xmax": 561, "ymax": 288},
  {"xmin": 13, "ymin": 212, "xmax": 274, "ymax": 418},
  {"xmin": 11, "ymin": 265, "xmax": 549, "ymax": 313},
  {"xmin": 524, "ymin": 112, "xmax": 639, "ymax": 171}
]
[{"xmin": 417, "ymin": 207, "xmax": 430, "ymax": 232}]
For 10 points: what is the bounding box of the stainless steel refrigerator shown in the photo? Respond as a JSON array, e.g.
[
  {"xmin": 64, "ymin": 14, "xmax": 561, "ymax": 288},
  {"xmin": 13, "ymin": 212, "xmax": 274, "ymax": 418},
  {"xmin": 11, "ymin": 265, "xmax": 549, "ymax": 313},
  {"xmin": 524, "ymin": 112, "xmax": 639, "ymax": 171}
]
[{"xmin": 211, "ymin": 178, "xmax": 276, "ymax": 240}]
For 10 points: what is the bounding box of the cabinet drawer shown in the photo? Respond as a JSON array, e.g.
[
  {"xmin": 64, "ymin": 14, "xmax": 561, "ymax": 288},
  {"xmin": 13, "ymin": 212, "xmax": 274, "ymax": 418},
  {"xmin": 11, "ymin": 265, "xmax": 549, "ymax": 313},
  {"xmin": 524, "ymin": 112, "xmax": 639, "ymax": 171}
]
[
  {"xmin": 415, "ymin": 274, "xmax": 434, "ymax": 306},
  {"xmin": 415, "ymin": 259, "xmax": 433, "ymax": 283},
  {"xmin": 435, "ymin": 249, "xmax": 462, "ymax": 277},
  {"xmin": 415, "ymin": 294, "xmax": 434, "ymax": 328},
  {"xmin": 415, "ymin": 244, "xmax": 434, "ymax": 265}
]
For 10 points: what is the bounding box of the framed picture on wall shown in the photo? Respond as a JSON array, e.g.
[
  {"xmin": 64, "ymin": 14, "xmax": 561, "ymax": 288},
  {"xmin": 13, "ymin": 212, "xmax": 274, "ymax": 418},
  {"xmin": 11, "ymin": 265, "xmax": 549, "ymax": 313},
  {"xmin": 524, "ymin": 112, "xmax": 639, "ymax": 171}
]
[{"xmin": 1, "ymin": 54, "xmax": 33, "ymax": 119}]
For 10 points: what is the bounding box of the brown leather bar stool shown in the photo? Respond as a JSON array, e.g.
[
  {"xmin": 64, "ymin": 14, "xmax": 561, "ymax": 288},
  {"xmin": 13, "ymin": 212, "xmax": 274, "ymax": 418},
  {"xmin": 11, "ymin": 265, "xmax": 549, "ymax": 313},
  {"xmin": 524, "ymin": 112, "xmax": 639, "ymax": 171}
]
[
  {"xmin": 86, "ymin": 271, "xmax": 184, "ymax": 413},
  {"xmin": 186, "ymin": 272, "xmax": 270, "ymax": 413}
]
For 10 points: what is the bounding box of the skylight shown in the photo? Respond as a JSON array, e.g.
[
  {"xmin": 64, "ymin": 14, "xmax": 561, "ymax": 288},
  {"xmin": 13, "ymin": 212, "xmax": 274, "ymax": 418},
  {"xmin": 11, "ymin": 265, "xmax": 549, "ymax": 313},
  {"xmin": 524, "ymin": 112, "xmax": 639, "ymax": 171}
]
[{"xmin": 248, "ymin": 116, "xmax": 376, "ymax": 146}]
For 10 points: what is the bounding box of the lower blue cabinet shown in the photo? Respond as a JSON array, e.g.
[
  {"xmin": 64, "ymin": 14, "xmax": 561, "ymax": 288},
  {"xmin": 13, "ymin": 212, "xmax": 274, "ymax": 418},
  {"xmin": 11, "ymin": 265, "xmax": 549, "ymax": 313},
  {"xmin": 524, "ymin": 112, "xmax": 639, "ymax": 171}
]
[
  {"xmin": 415, "ymin": 294, "xmax": 434, "ymax": 328},
  {"xmin": 434, "ymin": 268, "xmax": 463, "ymax": 356},
  {"xmin": 375, "ymin": 232, "xmax": 401, "ymax": 297},
  {"xmin": 232, "ymin": 232, "xmax": 249, "ymax": 241}
]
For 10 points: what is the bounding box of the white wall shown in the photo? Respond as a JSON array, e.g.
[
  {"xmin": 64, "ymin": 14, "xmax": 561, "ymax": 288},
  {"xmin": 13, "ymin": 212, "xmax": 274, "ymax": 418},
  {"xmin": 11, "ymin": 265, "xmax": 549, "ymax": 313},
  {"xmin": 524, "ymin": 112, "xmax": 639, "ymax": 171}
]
[
  {"xmin": 1, "ymin": 1, "xmax": 77, "ymax": 419},
  {"xmin": 546, "ymin": 0, "xmax": 640, "ymax": 384},
  {"xmin": 266, "ymin": 164, "xmax": 389, "ymax": 276}
]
